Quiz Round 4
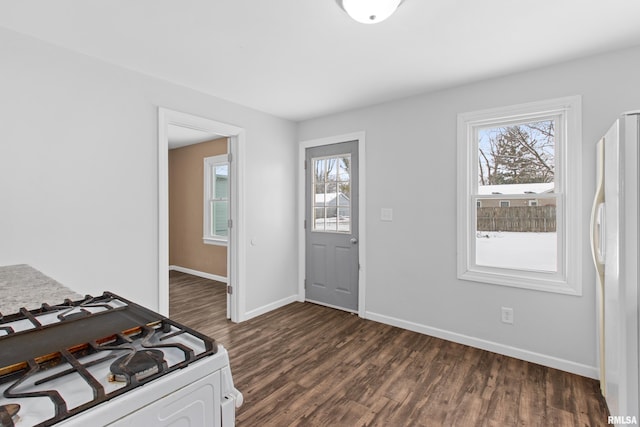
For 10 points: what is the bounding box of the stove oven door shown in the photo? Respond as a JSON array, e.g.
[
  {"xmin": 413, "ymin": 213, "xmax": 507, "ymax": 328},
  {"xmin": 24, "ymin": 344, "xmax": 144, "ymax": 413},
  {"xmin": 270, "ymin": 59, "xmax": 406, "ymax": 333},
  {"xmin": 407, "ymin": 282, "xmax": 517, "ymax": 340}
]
[{"xmin": 108, "ymin": 371, "xmax": 224, "ymax": 427}]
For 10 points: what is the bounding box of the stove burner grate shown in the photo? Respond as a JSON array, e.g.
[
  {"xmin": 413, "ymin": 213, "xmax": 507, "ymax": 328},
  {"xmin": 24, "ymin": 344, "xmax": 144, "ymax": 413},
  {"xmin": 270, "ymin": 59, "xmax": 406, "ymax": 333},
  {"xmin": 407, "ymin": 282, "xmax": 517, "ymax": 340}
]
[
  {"xmin": 57, "ymin": 308, "xmax": 92, "ymax": 321},
  {"xmin": 0, "ymin": 292, "xmax": 218, "ymax": 427},
  {"xmin": 109, "ymin": 349, "xmax": 168, "ymax": 383}
]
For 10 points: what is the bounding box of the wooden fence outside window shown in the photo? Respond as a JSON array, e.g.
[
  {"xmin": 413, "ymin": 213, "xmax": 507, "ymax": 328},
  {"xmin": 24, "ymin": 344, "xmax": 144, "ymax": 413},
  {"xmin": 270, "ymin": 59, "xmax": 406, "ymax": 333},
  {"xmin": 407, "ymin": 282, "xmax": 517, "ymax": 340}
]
[{"xmin": 477, "ymin": 206, "xmax": 556, "ymax": 232}]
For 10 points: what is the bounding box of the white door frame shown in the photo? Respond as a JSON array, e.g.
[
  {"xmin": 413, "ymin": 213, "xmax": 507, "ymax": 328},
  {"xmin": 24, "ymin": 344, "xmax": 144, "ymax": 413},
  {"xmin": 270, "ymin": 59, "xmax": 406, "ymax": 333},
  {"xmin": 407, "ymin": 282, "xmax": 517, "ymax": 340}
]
[
  {"xmin": 158, "ymin": 107, "xmax": 246, "ymax": 322},
  {"xmin": 298, "ymin": 132, "xmax": 367, "ymax": 318}
]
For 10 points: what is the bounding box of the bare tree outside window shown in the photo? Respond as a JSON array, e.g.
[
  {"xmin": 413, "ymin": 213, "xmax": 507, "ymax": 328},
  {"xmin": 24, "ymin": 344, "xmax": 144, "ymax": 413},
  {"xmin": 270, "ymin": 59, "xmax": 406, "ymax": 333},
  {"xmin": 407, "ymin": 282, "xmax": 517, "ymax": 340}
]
[{"xmin": 478, "ymin": 120, "xmax": 555, "ymax": 187}]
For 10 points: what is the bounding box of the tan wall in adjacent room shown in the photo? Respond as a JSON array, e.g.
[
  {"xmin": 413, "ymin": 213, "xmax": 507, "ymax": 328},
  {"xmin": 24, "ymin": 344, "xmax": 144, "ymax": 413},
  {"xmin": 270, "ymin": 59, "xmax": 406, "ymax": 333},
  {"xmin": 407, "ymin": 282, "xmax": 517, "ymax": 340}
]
[{"xmin": 169, "ymin": 138, "xmax": 228, "ymax": 277}]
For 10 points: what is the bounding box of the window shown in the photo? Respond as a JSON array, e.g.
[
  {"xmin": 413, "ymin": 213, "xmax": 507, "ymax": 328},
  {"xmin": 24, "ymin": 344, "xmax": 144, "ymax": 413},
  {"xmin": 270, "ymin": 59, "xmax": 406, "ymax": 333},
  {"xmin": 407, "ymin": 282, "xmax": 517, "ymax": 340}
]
[
  {"xmin": 203, "ymin": 154, "xmax": 229, "ymax": 245},
  {"xmin": 312, "ymin": 154, "xmax": 352, "ymax": 233},
  {"xmin": 457, "ymin": 96, "xmax": 582, "ymax": 294}
]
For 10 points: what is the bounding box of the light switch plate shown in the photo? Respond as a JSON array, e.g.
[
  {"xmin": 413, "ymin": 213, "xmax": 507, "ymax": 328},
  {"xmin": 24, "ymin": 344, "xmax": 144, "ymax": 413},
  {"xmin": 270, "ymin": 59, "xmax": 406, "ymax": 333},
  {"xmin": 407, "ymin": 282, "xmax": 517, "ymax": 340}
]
[{"xmin": 381, "ymin": 208, "xmax": 393, "ymax": 222}]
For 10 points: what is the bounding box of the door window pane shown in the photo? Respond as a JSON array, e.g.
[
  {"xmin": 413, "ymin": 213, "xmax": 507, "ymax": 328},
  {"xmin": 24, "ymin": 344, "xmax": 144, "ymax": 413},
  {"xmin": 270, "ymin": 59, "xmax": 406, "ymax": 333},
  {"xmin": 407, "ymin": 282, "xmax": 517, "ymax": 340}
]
[
  {"xmin": 312, "ymin": 155, "xmax": 351, "ymax": 233},
  {"xmin": 337, "ymin": 207, "xmax": 350, "ymax": 232}
]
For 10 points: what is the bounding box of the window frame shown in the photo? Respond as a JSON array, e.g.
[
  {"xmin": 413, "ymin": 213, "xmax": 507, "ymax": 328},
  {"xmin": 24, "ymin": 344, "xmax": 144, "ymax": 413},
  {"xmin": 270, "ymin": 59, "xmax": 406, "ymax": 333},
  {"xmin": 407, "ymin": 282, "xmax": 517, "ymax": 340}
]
[
  {"xmin": 311, "ymin": 153, "xmax": 353, "ymax": 234},
  {"xmin": 203, "ymin": 154, "xmax": 229, "ymax": 246},
  {"xmin": 456, "ymin": 96, "xmax": 582, "ymax": 295}
]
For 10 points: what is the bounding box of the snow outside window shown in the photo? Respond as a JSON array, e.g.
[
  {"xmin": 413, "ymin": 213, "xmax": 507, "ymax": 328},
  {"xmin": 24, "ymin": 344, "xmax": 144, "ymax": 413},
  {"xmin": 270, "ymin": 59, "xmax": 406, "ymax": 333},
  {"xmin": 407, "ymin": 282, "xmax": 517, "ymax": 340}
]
[
  {"xmin": 457, "ymin": 96, "xmax": 582, "ymax": 295},
  {"xmin": 203, "ymin": 154, "xmax": 229, "ymax": 246}
]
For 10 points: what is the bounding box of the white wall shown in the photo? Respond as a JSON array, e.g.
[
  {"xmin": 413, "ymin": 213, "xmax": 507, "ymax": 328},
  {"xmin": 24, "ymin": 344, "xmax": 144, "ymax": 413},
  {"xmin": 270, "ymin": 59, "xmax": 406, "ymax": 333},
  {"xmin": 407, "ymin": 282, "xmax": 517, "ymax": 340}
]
[
  {"xmin": 0, "ymin": 28, "xmax": 298, "ymax": 316},
  {"xmin": 298, "ymin": 45, "xmax": 640, "ymax": 377}
]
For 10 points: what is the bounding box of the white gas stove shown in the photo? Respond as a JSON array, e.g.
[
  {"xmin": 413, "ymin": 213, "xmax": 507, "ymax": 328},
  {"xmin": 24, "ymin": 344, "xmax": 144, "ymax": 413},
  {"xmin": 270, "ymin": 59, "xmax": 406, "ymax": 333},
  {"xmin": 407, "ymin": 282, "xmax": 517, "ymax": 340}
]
[{"xmin": 0, "ymin": 292, "xmax": 242, "ymax": 426}]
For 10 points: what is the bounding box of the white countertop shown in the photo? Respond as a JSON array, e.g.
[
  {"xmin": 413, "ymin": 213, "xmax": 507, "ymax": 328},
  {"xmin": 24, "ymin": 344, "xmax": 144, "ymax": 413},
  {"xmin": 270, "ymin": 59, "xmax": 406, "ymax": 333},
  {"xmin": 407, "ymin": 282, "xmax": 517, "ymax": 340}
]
[{"xmin": 0, "ymin": 264, "xmax": 83, "ymax": 315}]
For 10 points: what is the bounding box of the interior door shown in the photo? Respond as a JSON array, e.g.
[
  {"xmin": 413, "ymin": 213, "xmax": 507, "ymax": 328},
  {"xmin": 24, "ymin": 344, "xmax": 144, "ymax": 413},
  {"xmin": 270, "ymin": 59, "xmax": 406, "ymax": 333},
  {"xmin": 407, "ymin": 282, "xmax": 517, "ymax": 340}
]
[{"xmin": 305, "ymin": 141, "xmax": 359, "ymax": 311}]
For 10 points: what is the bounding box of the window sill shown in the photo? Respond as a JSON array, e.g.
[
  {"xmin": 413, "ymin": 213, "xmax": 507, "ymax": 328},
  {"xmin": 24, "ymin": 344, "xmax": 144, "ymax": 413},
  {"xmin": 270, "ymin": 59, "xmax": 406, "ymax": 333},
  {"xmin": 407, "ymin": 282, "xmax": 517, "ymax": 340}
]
[
  {"xmin": 458, "ymin": 268, "xmax": 581, "ymax": 296},
  {"xmin": 203, "ymin": 237, "xmax": 228, "ymax": 247}
]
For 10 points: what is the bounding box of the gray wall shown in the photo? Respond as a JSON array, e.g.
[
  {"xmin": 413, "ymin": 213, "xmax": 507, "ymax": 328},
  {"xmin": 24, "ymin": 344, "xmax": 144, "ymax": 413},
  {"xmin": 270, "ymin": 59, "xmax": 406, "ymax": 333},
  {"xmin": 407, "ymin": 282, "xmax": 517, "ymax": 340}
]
[
  {"xmin": 0, "ymin": 28, "xmax": 298, "ymax": 315},
  {"xmin": 298, "ymin": 45, "xmax": 640, "ymax": 376}
]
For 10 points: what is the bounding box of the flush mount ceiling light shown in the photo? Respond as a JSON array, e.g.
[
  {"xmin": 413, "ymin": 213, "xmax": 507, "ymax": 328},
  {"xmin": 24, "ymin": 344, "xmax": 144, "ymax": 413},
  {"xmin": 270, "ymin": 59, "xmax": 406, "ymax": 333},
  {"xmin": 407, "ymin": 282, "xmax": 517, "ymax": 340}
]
[{"xmin": 338, "ymin": 0, "xmax": 403, "ymax": 24}]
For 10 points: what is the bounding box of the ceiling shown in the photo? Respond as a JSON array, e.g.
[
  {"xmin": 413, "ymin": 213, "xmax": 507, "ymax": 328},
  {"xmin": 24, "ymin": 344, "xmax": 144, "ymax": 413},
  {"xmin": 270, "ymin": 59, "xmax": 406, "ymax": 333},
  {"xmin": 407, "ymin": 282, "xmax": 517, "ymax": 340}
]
[{"xmin": 1, "ymin": 1, "xmax": 640, "ymax": 122}]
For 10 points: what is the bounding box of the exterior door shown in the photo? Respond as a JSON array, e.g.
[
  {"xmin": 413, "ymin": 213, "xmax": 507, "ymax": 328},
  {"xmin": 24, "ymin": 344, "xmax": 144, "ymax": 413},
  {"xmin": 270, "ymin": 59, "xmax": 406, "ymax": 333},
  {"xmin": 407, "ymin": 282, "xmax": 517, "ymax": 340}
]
[{"xmin": 305, "ymin": 141, "xmax": 359, "ymax": 311}]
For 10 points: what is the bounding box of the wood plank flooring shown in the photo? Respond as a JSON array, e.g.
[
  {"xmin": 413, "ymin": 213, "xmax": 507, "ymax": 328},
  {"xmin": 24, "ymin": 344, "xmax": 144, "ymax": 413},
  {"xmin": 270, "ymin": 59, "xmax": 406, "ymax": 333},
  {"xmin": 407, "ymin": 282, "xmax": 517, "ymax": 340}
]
[{"xmin": 169, "ymin": 271, "xmax": 610, "ymax": 426}]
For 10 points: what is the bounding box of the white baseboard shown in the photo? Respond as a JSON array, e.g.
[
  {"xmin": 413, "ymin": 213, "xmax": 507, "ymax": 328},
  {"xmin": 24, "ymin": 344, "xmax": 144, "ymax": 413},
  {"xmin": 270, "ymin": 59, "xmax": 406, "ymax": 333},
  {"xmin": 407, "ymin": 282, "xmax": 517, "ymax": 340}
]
[
  {"xmin": 365, "ymin": 310, "xmax": 598, "ymax": 379},
  {"xmin": 169, "ymin": 265, "xmax": 227, "ymax": 284},
  {"xmin": 244, "ymin": 295, "xmax": 299, "ymax": 321}
]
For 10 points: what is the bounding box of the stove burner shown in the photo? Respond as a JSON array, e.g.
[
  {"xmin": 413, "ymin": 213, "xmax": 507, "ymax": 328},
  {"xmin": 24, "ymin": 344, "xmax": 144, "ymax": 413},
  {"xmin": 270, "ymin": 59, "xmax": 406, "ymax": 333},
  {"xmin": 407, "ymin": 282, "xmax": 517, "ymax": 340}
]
[
  {"xmin": 108, "ymin": 349, "xmax": 167, "ymax": 383},
  {"xmin": 0, "ymin": 403, "xmax": 20, "ymax": 427}
]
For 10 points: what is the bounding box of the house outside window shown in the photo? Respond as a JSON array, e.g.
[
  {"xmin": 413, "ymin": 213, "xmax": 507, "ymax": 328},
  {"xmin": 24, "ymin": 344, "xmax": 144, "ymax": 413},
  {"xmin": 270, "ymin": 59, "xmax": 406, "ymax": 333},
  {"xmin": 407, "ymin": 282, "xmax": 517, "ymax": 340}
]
[
  {"xmin": 457, "ymin": 96, "xmax": 582, "ymax": 294},
  {"xmin": 203, "ymin": 154, "xmax": 229, "ymax": 245}
]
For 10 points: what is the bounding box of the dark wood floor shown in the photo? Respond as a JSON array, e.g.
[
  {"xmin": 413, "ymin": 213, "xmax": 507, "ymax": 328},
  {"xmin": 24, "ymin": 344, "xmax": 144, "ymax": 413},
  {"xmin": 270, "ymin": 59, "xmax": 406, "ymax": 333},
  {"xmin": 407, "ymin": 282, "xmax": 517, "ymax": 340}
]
[{"xmin": 169, "ymin": 271, "xmax": 610, "ymax": 426}]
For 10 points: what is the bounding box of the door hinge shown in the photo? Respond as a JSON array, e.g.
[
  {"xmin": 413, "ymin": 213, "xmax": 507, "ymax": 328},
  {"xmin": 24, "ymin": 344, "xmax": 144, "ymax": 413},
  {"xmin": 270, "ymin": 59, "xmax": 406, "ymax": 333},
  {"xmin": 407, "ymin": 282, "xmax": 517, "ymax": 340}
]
[
  {"xmin": 227, "ymin": 153, "xmax": 232, "ymax": 163},
  {"xmin": 304, "ymin": 219, "xmax": 307, "ymax": 229},
  {"xmin": 228, "ymin": 219, "xmax": 233, "ymax": 229},
  {"xmin": 227, "ymin": 285, "xmax": 233, "ymax": 294},
  {"xmin": 304, "ymin": 160, "xmax": 307, "ymax": 170}
]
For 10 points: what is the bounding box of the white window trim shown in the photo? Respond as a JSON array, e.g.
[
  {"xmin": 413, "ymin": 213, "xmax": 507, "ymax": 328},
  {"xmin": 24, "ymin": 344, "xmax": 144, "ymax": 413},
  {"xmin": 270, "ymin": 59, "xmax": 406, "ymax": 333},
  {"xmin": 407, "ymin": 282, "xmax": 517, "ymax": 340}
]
[
  {"xmin": 203, "ymin": 154, "xmax": 229, "ymax": 246},
  {"xmin": 456, "ymin": 96, "xmax": 582, "ymax": 295}
]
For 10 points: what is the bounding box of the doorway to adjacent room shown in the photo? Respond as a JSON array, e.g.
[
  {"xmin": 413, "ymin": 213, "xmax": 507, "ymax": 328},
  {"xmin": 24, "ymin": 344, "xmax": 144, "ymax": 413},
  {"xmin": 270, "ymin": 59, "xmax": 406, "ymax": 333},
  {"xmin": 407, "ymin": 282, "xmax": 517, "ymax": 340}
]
[{"xmin": 158, "ymin": 108, "xmax": 245, "ymax": 322}]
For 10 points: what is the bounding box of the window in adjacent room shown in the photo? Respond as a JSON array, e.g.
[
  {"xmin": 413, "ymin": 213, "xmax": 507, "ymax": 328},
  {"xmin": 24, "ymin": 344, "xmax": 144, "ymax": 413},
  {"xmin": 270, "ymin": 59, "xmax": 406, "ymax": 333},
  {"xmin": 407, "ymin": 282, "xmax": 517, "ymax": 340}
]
[
  {"xmin": 203, "ymin": 154, "xmax": 229, "ymax": 245},
  {"xmin": 457, "ymin": 96, "xmax": 582, "ymax": 294}
]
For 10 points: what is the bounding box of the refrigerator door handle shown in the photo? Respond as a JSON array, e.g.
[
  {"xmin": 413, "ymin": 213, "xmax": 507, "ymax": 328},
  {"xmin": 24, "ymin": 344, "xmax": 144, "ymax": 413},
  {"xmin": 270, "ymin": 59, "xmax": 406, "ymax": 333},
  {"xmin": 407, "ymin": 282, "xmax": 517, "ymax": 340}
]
[
  {"xmin": 590, "ymin": 138, "xmax": 605, "ymax": 281},
  {"xmin": 590, "ymin": 137, "xmax": 606, "ymax": 396}
]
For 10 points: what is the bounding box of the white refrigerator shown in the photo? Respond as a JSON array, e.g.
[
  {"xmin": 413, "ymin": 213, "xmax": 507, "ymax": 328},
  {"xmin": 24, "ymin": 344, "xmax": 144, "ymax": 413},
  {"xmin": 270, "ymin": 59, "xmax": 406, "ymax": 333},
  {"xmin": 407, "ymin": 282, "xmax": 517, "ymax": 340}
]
[{"xmin": 591, "ymin": 111, "xmax": 639, "ymax": 423}]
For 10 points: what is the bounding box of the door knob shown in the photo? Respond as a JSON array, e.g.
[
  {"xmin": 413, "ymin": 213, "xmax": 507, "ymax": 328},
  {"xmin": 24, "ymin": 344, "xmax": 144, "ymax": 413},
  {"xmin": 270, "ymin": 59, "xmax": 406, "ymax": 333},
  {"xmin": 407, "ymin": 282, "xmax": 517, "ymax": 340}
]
[{"xmin": 350, "ymin": 237, "xmax": 358, "ymax": 244}]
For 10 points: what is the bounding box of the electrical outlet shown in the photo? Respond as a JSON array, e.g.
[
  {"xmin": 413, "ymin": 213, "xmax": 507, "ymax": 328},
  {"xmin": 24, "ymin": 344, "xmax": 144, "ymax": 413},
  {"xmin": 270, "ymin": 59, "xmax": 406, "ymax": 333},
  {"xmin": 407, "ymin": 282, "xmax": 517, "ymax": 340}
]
[{"xmin": 501, "ymin": 307, "xmax": 514, "ymax": 324}]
